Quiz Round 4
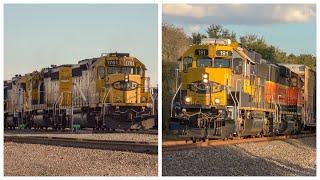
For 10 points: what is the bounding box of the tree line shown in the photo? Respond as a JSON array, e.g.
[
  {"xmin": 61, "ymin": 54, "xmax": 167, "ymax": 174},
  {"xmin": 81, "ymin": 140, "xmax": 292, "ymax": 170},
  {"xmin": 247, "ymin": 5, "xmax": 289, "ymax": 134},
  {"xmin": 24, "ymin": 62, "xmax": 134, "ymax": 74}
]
[{"xmin": 191, "ymin": 24, "xmax": 316, "ymax": 68}]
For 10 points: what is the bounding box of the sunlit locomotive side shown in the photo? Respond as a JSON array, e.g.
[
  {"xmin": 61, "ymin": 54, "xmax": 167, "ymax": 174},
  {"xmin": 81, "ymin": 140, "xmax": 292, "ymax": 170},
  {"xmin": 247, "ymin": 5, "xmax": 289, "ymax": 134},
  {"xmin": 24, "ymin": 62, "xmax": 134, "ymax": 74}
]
[
  {"xmin": 4, "ymin": 73, "xmax": 33, "ymax": 128},
  {"xmin": 170, "ymin": 38, "xmax": 311, "ymax": 140},
  {"xmin": 279, "ymin": 64, "xmax": 316, "ymax": 130},
  {"xmin": 67, "ymin": 53, "xmax": 154, "ymax": 130},
  {"xmin": 101, "ymin": 53, "xmax": 154, "ymax": 130},
  {"xmin": 4, "ymin": 52, "xmax": 155, "ymax": 131},
  {"xmin": 36, "ymin": 65, "xmax": 74, "ymax": 129},
  {"xmin": 71, "ymin": 53, "xmax": 155, "ymax": 130}
]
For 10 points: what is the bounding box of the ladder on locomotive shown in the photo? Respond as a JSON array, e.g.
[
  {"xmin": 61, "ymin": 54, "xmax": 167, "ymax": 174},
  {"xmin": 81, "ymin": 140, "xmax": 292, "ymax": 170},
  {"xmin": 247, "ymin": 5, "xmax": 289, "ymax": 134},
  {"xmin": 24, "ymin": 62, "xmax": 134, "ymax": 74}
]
[
  {"xmin": 100, "ymin": 87, "xmax": 112, "ymax": 126},
  {"xmin": 213, "ymin": 120, "xmax": 223, "ymax": 136},
  {"xmin": 53, "ymin": 92, "xmax": 72, "ymax": 128}
]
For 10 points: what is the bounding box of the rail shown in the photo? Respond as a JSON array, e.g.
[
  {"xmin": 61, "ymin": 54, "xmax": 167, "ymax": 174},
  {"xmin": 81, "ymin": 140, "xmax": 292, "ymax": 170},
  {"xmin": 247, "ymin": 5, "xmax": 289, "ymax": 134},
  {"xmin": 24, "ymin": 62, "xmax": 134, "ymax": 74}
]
[
  {"xmin": 4, "ymin": 135, "xmax": 158, "ymax": 154},
  {"xmin": 163, "ymin": 133, "xmax": 315, "ymax": 151}
]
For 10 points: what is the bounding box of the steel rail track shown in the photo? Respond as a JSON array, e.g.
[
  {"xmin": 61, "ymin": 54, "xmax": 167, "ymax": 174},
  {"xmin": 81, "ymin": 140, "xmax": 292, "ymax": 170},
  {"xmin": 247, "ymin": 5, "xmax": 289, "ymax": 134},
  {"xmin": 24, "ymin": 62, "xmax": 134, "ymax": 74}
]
[
  {"xmin": 91, "ymin": 129, "xmax": 158, "ymax": 135},
  {"xmin": 163, "ymin": 133, "xmax": 315, "ymax": 151},
  {"xmin": 4, "ymin": 135, "xmax": 158, "ymax": 154},
  {"xmin": 4, "ymin": 128, "xmax": 158, "ymax": 135}
]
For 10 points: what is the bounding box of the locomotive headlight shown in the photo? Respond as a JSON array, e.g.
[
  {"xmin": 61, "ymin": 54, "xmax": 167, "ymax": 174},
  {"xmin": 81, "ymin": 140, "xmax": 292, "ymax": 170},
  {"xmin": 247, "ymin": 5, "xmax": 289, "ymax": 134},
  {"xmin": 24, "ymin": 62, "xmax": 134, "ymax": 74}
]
[
  {"xmin": 185, "ymin": 97, "xmax": 192, "ymax": 103},
  {"xmin": 202, "ymin": 73, "xmax": 209, "ymax": 79},
  {"xmin": 214, "ymin": 98, "xmax": 220, "ymax": 104},
  {"xmin": 202, "ymin": 73, "xmax": 209, "ymax": 83},
  {"xmin": 125, "ymin": 75, "xmax": 129, "ymax": 82}
]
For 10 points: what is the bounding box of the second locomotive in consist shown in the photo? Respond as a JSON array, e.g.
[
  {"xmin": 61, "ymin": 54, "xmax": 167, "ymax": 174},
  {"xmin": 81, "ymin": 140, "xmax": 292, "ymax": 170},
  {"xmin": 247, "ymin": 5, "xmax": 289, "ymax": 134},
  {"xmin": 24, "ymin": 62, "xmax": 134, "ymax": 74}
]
[
  {"xmin": 4, "ymin": 53, "xmax": 156, "ymax": 130},
  {"xmin": 170, "ymin": 38, "xmax": 316, "ymax": 140}
]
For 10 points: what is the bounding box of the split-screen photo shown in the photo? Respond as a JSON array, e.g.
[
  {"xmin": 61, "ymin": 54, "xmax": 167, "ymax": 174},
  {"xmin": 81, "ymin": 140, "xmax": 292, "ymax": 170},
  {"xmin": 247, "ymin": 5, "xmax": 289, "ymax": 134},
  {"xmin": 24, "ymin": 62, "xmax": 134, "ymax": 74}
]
[{"xmin": 2, "ymin": 2, "xmax": 317, "ymax": 177}]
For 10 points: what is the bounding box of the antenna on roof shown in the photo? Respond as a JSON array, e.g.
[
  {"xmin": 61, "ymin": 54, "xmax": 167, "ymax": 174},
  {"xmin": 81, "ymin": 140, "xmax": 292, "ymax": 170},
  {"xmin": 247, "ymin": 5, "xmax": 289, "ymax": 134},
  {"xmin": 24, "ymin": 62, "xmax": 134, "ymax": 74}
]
[
  {"xmin": 201, "ymin": 38, "xmax": 231, "ymax": 45},
  {"xmin": 101, "ymin": 53, "xmax": 108, "ymax": 57}
]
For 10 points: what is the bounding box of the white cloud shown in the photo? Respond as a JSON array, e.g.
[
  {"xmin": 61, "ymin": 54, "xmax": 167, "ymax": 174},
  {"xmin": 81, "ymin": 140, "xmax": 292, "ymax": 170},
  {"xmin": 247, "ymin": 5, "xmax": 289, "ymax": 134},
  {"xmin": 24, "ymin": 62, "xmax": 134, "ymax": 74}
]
[
  {"xmin": 163, "ymin": 4, "xmax": 316, "ymax": 25},
  {"xmin": 188, "ymin": 24, "xmax": 201, "ymax": 33},
  {"xmin": 163, "ymin": 4, "xmax": 194, "ymax": 17}
]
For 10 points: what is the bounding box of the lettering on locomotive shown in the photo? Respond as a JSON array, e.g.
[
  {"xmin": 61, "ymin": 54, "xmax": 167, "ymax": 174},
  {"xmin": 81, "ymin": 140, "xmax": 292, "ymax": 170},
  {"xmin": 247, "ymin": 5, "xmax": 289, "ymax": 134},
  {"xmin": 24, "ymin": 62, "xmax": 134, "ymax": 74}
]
[{"xmin": 112, "ymin": 80, "xmax": 139, "ymax": 91}]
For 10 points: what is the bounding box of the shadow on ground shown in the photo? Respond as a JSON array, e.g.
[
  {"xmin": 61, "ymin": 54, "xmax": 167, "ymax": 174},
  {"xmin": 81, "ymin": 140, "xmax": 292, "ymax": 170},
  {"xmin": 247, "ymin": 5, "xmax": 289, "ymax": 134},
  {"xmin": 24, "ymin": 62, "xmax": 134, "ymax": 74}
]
[{"xmin": 162, "ymin": 144, "xmax": 316, "ymax": 176}]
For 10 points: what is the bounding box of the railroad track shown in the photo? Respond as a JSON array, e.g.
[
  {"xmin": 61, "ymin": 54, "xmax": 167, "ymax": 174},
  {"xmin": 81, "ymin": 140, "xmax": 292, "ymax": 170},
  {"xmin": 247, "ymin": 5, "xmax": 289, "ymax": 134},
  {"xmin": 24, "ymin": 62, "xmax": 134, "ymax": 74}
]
[
  {"xmin": 163, "ymin": 133, "xmax": 315, "ymax": 151},
  {"xmin": 4, "ymin": 135, "xmax": 158, "ymax": 155},
  {"xmin": 91, "ymin": 129, "xmax": 158, "ymax": 135},
  {"xmin": 4, "ymin": 128, "xmax": 158, "ymax": 135}
]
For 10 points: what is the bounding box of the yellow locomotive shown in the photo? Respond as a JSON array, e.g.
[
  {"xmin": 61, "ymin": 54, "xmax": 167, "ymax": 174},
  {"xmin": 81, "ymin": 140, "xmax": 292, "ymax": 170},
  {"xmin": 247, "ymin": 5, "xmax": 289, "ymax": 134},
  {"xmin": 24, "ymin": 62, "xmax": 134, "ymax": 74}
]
[
  {"xmin": 4, "ymin": 52, "xmax": 156, "ymax": 130},
  {"xmin": 170, "ymin": 38, "xmax": 309, "ymax": 140}
]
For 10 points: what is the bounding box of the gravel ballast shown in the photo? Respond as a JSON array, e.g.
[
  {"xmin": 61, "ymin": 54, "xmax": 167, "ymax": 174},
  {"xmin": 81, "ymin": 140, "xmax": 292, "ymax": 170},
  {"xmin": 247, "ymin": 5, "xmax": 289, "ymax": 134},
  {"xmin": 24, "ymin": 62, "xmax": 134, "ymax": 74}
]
[
  {"xmin": 163, "ymin": 136, "xmax": 316, "ymax": 176},
  {"xmin": 4, "ymin": 132, "xmax": 157, "ymax": 143},
  {"xmin": 5, "ymin": 142, "xmax": 157, "ymax": 176}
]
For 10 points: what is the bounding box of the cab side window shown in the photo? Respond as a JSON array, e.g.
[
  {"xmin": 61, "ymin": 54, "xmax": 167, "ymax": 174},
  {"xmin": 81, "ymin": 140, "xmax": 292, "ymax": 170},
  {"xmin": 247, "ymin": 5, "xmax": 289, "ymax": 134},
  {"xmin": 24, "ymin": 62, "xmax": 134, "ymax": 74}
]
[
  {"xmin": 97, "ymin": 66, "xmax": 105, "ymax": 79},
  {"xmin": 232, "ymin": 51, "xmax": 243, "ymax": 74},
  {"xmin": 250, "ymin": 63, "xmax": 257, "ymax": 75},
  {"xmin": 291, "ymin": 77, "xmax": 297, "ymax": 87},
  {"xmin": 183, "ymin": 56, "xmax": 192, "ymax": 71},
  {"xmin": 232, "ymin": 58, "xmax": 243, "ymax": 74}
]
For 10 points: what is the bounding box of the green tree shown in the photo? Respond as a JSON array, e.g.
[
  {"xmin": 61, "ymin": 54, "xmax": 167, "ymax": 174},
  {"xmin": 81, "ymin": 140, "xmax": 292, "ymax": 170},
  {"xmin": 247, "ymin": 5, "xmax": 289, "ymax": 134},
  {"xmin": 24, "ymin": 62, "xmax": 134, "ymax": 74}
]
[
  {"xmin": 162, "ymin": 24, "xmax": 191, "ymax": 131},
  {"xmin": 206, "ymin": 24, "xmax": 237, "ymax": 41},
  {"xmin": 240, "ymin": 35, "xmax": 277, "ymax": 63},
  {"xmin": 191, "ymin": 32, "xmax": 206, "ymax": 45},
  {"xmin": 206, "ymin": 24, "xmax": 223, "ymax": 38}
]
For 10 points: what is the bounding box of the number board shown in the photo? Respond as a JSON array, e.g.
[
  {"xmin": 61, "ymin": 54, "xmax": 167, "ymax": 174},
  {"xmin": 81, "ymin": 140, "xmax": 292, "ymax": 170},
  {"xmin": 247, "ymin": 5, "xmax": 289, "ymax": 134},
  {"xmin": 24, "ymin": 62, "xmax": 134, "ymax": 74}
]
[
  {"xmin": 106, "ymin": 60, "xmax": 119, "ymax": 66},
  {"xmin": 195, "ymin": 49, "xmax": 208, "ymax": 56},
  {"xmin": 124, "ymin": 60, "xmax": 135, "ymax": 66},
  {"xmin": 216, "ymin": 50, "xmax": 232, "ymax": 57}
]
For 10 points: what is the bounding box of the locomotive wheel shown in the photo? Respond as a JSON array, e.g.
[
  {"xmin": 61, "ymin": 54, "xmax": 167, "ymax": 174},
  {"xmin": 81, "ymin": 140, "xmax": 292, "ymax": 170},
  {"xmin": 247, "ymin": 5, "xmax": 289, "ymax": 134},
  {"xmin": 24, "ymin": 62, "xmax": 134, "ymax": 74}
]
[
  {"xmin": 201, "ymin": 138, "xmax": 207, "ymax": 142},
  {"xmin": 191, "ymin": 137, "xmax": 196, "ymax": 143}
]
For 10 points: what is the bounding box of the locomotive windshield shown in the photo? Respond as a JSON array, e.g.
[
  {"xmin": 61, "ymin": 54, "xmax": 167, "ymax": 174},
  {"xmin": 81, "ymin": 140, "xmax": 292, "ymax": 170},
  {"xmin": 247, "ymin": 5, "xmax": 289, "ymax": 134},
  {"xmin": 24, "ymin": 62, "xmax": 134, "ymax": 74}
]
[
  {"xmin": 97, "ymin": 66, "xmax": 105, "ymax": 79},
  {"xmin": 197, "ymin": 58, "xmax": 212, "ymax": 67},
  {"xmin": 197, "ymin": 57, "xmax": 231, "ymax": 68},
  {"xmin": 107, "ymin": 66, "xmax": 143, "ymax": 75},
  {"xmin": 213, "ymin": 58, "xmax": 230, "ymax": 68}
]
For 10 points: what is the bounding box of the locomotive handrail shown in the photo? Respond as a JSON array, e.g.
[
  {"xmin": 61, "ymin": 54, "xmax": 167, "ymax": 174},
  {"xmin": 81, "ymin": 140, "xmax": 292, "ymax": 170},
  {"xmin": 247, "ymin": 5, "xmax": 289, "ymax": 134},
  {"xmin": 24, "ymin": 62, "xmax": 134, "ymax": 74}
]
[
  {"xmin": 100, "ymin": 87, "xmax": 111, "ymax": 104},
  {"xmin": 53, "ymin": 92, "xmax": 63, "ymax": 126},
  {"xmin": 235, "ymin": 79, "xmax": 242, "ymax": 105},
  {"xmin": 73, "ymin": 82, "xmax": 88, "ymax": 103},
  {"xmin": 54, "ymin": 93, "xmax": 62, "ymax": 109},
  {"xmin": 103, "ymin": 88, "xmax": 112, "ymax": 104},
  {"xmin": 101, "ymin": 87, "xmax": 112, "ymax": 126},
  {"xmin": 150, "ymin": 90, "xmax": 158, "ymax": 116},
  {"xmin": 60, "ymin": 91, "xmax": 72, "ymax": 107},
  {"xmin": 227, "ymin": 86, "xmax": 238, "ymax": 121},
  {"xmin": 170, "ymin": 83, "xmax": 182, "ymax": 118},
  {"xmin": 100, "ymin": 87, "xmax": 106, "ymax": 103}
]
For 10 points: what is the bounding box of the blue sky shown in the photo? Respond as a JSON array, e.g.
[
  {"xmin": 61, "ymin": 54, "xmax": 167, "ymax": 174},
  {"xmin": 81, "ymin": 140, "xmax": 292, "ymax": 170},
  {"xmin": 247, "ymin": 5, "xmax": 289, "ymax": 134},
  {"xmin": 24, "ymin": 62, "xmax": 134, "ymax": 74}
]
[
  {"xmin": 163, "ymin": 4, "xmax": 316, "ymax": 56},
  {"xmin": 4, "ymin": 4, "xmax": 158, "ymax": 86}
]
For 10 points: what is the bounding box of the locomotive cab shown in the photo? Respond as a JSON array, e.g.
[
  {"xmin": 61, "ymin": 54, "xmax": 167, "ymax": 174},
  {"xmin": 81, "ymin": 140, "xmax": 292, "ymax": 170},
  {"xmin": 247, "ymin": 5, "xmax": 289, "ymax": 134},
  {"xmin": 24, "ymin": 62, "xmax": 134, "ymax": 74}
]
[
  {"xmin": 170, "ymin": 38, "xmax": 268, "ymax": 139},
  {"xmin": 180, "ymin": 43, "xmax": 234, "ymax": 108},
  {"xmin": 100, "ymin": 53, "xmax": 154, "ymax": 130},
  {"xmin": 105, "ymin": 53, "xmax": 150, "ymax": 105}
]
